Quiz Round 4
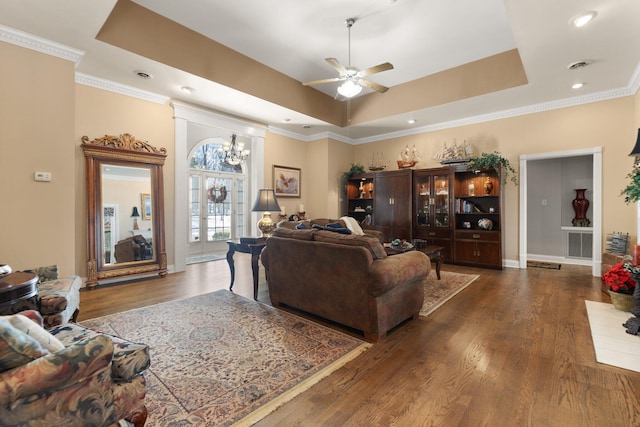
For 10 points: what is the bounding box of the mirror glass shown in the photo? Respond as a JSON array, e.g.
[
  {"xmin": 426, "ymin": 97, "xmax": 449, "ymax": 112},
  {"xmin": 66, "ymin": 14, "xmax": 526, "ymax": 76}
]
[{"xmin": 101, "ymin": 164, "xmax": 154, "ymax": 267}]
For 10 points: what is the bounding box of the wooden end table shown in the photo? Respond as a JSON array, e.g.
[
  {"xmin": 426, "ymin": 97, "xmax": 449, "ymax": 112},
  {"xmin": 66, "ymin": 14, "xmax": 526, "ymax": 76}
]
[
  {"xmin": 0, "ymin": 272, "xmax": 39, "ymax": 315},
  {"xmin": 226, "ymin": 237, "xmax": 266, "ymax": 300}
]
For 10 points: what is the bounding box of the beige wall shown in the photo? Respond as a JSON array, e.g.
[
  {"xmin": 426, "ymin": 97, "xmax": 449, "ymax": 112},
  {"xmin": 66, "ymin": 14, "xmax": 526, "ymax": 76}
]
[
  {"xmin": 0, "ymin": 42, "xmax": 76, "ymax": 275},
  {"xmin": 263, "ymin": 132, "xmax": 308, "ymax": 218}
]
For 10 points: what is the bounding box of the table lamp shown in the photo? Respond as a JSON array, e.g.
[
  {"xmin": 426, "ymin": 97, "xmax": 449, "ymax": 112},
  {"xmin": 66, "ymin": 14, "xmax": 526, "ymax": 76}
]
[
  {"xmin": 251, "ymin": 189, "xmax": 281, "ymax": 237},
  {"xmin": 131, "ymin": 206, "xmax": 140, "ymax": 230}
]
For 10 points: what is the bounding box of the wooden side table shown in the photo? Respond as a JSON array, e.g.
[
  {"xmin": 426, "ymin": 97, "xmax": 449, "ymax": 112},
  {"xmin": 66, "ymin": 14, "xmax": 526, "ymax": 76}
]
[
  {"xmin": 0, "ymin": 272, "xmax": 39, "ymax": 315},
  {"xmin": 226, "ymin": 237, "xmax": 266, "ymax": 300}
]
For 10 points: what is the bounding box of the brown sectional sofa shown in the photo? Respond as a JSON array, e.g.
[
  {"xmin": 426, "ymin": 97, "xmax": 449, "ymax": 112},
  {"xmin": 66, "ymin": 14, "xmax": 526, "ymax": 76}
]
[{"xmin": 261, "ymin": 222, "xmax": 430, "ymax": 342}]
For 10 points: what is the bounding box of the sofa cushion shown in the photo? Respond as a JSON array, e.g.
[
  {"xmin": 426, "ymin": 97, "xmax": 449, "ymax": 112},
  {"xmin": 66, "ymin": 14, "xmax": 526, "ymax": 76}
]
[
  {"xmin": 0, "ymin": 316, "xmax": 51, "ymax": 373},
  {"xmin": 313, "ymin": 230, "xmax": 387, "ymax": 259},
  {"xmin": 38, "ymin": 276, "xmax": 81, "ymax": 315},
  {"xmin": 272, "ymin": 227, "xmax": 315, "ymax": 241},
  {"xmin": 22, "ymin": 265, "xmax": 58, "ymax": 282},
  {"xmin": 50, "ymin": 323, "xmax": 151, "ymax": 381}
]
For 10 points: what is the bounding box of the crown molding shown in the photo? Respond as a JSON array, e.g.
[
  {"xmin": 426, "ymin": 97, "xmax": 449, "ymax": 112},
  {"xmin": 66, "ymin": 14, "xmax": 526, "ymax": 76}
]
[
  {"xmin": 76, "ymin": 73, "xmax": 169, "ymax": 105},
  {"xmin": 0, "ymin": 24, "xmax": 84, "ymax": 64}
]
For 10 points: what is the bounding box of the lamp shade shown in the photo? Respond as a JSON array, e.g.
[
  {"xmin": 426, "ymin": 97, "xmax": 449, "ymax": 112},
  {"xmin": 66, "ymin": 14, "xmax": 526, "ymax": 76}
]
[
  {"xmin": 251, "ymin": 189, "xmax": 281, "ymax": 212},
  {"xmin": 131, "ymin": 206, "xmax": 140, "ymax": 218},
  {"xmin": 629, "ymin": 128, "xmax": 640, "ymax": 156}
]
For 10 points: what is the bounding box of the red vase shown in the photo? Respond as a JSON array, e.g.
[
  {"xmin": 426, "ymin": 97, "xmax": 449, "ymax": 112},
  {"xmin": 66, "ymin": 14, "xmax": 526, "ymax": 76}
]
[{"xmin": 571, "ymin": 189, "xmax": 590, "ymax": 226}]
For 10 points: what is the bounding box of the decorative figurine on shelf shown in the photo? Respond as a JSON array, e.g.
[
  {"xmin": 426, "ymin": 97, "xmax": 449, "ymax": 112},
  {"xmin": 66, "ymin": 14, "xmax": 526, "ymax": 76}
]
[
  {"xmin": 359, "ymin": 181, "xmax": 367, "ymax": 199},
  {"xmin": 468, "ymin": 181, "xmax": 475, "ymax": 196},
  {"xmin": 484, "ymin": 177, "xmax": 494, "ymax": 195},
  {"xmin": 397, "ymin": 144, "xmax": 421, "ymax": 169},
  {"xmin": 433, "ymin": 139, "xmax": 474, "ymax": 164},
  {"xmin": 369, "ymin": 152, "xmax": 388, "ymax": 171}
]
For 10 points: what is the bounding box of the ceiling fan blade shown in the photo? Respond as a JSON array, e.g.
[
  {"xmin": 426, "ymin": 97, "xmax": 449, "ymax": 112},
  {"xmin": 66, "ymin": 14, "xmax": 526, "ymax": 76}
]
[
  {"xmin": 359, "ymin": 62, "xmax": 394, "ymax": 77},
  {"xmin": 325, "ymin": 58, "xmax": 347, "ymax": 75},
  {"xmin": 359, "ymin": 79, "xmax": 389, "ymax": 93},
  {"xmin": 302, "ymin": 77, "xmax": 342, "ymax": 87}
]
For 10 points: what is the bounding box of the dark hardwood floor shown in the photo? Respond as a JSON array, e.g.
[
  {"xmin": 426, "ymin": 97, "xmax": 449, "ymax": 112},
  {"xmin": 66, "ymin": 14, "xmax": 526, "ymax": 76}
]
[{"xmin": 79, "ymin": 257, "xmax": 640, "ymax": 426}]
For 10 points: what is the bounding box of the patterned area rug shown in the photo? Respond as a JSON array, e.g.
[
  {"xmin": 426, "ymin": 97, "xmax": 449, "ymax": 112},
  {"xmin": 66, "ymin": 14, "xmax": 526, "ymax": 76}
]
[
  {"xmin": 80, "ymin": 290, "xmax": 370, "ymax": 426},
  {"xmin": 420, "ymin": 270, "xmax": 480, "ymax": 317}
]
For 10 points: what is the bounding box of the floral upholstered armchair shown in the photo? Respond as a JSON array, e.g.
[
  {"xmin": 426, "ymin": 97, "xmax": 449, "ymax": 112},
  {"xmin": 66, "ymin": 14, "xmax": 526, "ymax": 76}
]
[{"xmin": 0, "ymin": 310, "xmax": 149, "ymax": 426}]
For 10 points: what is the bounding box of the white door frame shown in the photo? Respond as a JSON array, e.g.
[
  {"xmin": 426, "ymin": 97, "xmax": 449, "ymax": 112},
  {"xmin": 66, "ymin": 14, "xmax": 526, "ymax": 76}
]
[
  {"xmin": 519, "ymin": 147, "xmax": 602, "ymax": 276},
  {"xmin": 172, "ymin": 102, "xmax": 267, "ymax": 273}
]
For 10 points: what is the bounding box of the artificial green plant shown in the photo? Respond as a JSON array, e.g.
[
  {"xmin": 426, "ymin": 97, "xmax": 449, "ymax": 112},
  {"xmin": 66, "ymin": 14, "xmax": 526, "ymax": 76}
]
[
  {"xmin": 466, "ymin": 151, "xmax": 519, "ymax": 185},
  {"xmin": 621, "ymin": 167, "xmax": 640, "ymax": 204},
  {"xmin": 342, "ymin": 163, "xmax": 366, "ymax": 181}
]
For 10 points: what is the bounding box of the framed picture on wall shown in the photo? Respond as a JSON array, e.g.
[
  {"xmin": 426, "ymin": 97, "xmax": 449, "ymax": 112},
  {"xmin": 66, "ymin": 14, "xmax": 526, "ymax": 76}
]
[
  {"xmin": 273, "ymin": 165, "xmax": 301, "ymax": 198},
  {"xmin": 141, "ymin": 193, "xmax": 152, "ymax": 220}
]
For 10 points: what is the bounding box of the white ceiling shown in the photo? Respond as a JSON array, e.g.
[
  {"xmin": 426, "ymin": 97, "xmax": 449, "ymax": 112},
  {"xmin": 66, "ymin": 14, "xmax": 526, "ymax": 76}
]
[{"xmin": 1, "ymin": 0, "xmax": 639, "ymax": 142}]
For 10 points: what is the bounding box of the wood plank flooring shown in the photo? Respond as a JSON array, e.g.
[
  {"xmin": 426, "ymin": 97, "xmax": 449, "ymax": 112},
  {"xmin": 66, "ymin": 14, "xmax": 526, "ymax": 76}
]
[{"xmin": 78, "ymin": 257, "xmax": 640, "ymax": 426}]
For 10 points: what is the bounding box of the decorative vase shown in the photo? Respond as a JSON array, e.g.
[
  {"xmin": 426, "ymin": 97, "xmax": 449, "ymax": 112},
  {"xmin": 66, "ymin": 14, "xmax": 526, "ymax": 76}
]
[
  {"xmin": 484, "ymin": 177, "xmax": 493, "ymax": 195},
  {"xmin": 608, "ymin": 290, "xmax": 635, "ymax": 312},
  {"xmin": 571, "ymin": 188, "xmax": 590, "ymax": 227}
]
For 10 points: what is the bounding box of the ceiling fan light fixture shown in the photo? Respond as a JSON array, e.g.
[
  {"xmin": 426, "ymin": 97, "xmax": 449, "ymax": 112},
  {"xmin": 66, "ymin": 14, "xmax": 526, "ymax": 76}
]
[{"xmin": 338, "ymin": 79, "xmax": 362, "ymax": 98}]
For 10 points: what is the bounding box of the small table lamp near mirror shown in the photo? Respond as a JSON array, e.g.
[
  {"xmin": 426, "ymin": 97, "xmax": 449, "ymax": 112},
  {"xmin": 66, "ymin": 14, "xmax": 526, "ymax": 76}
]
[
  {"xmin": 82, "ymin": 133, "xmax": 168, "ymax": 288},
  {"xmin": 252, "ymin": 189, "xmax": 281, "ymax": 237}
]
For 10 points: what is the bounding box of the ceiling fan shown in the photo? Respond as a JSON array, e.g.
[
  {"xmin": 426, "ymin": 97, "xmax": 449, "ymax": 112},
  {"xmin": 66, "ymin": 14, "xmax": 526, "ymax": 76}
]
[{"xmin": 302, "ymin": 18, "xmax": 394, "ymax": 98}]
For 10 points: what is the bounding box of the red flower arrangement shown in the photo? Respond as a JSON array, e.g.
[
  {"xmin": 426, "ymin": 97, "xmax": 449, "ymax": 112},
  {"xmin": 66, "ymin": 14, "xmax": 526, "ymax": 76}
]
[{"xmin": 602, "ymin": 262, "xmax": 638, "ymax": 294}]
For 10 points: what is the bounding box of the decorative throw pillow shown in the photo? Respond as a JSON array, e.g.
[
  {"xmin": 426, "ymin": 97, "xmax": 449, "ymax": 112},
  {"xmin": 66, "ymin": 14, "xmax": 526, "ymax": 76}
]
[
  {"xmin": 8, "ymin": 314, "xmax": 64, "ymax": 352},
  {"xmin": 295, "ymin": 222, "xmax": 308, "ymax": 229},
  {"xmin": 312, "ymin": 223, "xmax": 352, "ymax": 234},
  {"xmin": 340, "ymin": 216, "xmax": 366, "ymax": 236},
  {"xmin": 0, "ymin": 316, "xmax": 51, "ymax": 373}
]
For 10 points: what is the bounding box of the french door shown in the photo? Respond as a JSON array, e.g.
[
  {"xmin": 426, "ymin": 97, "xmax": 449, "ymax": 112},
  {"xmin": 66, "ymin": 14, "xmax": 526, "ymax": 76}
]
[{"xmin": 188, "ymin": 172, "xmax": 246, "ymax": 256}]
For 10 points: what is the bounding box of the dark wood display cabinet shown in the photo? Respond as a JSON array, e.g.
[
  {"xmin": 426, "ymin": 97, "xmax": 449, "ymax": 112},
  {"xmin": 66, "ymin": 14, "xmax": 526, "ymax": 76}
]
[
  {"xmin": 453, "ymin": 167, "xmax": 502, "ymax": 269},
  {"xmin": 346, "ymin": 173, "xmax": 375, "ymax": 227},
  {"xmin": 374, "ymin": 169, "xmax": 413, "ymax": 242},
  {"xmin": 413, "ymin": 166, "xmax": 454, "ymax": 262}
]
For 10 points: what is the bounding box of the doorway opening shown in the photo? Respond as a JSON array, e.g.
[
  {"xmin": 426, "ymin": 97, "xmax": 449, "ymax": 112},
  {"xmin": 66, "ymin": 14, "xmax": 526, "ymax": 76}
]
[
  {"xmin": 519, "ymin": 148, "xmax": 602, "ymax": 276},
  {"xmin": 187, "ymin": 139, "xmax": 248, "ymax": 263}
]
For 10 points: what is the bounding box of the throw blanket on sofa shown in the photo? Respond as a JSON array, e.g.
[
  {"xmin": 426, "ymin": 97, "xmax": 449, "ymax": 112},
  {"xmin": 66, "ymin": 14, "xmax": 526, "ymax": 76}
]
[{"xmin": 340, "ymin": 216, "xmax": 365, "ymax": 235}]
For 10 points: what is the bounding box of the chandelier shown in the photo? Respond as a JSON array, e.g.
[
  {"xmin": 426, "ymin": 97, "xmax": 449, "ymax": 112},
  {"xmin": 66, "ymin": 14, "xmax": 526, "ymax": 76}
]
[{"xmin": 218, "ymin": 134, "xmax": 249, "ymax": 165}]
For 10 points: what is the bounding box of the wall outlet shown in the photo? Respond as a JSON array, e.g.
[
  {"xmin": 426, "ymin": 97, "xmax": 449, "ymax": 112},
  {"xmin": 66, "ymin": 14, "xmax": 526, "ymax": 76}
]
[{"xmin": 34, "ymin": 171, "xmax": 52, "ymax": 182}]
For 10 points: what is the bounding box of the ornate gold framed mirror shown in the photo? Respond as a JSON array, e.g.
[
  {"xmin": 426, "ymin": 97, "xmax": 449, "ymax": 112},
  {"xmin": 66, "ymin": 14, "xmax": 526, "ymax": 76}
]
[{"xmin": 82, "ymin": 133, "xmax": 168, "ymax": 288}]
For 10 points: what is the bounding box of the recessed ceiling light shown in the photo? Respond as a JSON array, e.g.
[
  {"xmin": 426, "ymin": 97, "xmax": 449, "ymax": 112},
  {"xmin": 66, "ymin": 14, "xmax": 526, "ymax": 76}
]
[
  {"xmin": 571, "ymin": 11, "xmax": 597, "ymax": 28},
  {"xmin": 134, "ymin": 70, "xmax": 153, "ymax": 79},
  {"xmin": 302, "ymin": 125, "xmax": 311, "ymax": 129},
  {"xmin": 180, "ymin": 86, "xmax": 195, "ymax": 94},
  {"xmin": 572, "ymin": 83, "xmax": 584, "ymax": 89},
  {"xmin": 283, "ymin": 118, "xmax": 291, "ymax": 123},
  {"xmin": 407, "ymin": 119, "xmax": 416, "ymax": 124}
]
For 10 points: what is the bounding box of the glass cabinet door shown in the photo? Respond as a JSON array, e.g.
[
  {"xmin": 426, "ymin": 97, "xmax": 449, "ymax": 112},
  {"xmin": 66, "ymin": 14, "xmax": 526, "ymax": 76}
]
[
  {"xmin": 415, "ymin": 174, "xmax": 431, "ymax": 226},
  {"xmin": 434, "ymin": 174, "xmax": 449, "ymax": 227}
]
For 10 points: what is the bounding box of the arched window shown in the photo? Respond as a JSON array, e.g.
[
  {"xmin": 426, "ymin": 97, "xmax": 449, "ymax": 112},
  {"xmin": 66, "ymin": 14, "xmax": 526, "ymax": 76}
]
[{"xmin": 189, "ymin": 140, "xmax": 244, "ymax": 173}]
